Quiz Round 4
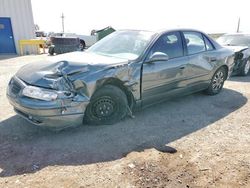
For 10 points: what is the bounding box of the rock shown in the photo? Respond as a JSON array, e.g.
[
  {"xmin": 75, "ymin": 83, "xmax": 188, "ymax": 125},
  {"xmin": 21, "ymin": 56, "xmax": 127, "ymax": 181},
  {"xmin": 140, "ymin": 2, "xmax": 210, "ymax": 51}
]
[
  {"xmin": 199, "ymin": 168, "xmax": 210, "ymax": 171},
  {"xmin": 15, "ymin": 179, "xmax": 20, "ymax": 184},
  {"xmin": 128, "ymin": 163, "xmax": 135, "ymax": 169}
]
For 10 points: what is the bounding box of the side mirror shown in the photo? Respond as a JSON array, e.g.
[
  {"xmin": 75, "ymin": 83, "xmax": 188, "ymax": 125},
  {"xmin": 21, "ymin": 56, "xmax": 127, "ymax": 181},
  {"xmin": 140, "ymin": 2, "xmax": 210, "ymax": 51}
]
[{"xmin": 147, "ymin": 52, "xmax": 169, "ymax": 63}]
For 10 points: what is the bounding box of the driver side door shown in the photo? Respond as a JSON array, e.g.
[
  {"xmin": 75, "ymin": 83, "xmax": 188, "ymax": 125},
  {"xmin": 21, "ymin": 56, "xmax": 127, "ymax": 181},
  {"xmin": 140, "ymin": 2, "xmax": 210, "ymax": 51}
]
[{"xmin": 141, "ymin": 31, "xmax": 189, "ymax": 105}]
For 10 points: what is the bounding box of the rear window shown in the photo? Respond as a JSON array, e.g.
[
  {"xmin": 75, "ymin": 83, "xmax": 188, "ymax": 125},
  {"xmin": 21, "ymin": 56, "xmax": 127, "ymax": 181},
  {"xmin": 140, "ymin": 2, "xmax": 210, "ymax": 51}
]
[{"xmin": 183, "ymin": 31, "xmax": 206, "ymax": 55}]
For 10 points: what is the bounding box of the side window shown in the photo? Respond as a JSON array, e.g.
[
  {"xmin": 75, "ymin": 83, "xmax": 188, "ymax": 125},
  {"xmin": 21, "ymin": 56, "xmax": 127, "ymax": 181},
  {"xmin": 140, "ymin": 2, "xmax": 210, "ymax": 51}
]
[
  {"xmin": 150, "ymin": 32, "xmax": 184, "ymax": 59},
  {"xmin": 183, "ymin": 32, "xmax": 206, "ymax": 55},
  {"xmin": 203, "ymin": 36, "xmax": 215, "ymax": 51}
]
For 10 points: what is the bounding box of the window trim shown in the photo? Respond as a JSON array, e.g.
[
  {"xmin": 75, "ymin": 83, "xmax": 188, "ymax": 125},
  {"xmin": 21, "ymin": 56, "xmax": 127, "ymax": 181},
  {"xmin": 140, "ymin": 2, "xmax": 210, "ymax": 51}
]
[{"xmin": 202, "ymin": 34, "xmax": 215, "ymax": 51}]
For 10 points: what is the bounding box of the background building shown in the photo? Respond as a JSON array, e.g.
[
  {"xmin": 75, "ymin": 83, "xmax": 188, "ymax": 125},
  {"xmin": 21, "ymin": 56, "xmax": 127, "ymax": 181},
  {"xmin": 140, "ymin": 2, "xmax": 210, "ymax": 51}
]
[{"xmin": 0, "ymin": 0, "xmax": 35, "ymax": 55}]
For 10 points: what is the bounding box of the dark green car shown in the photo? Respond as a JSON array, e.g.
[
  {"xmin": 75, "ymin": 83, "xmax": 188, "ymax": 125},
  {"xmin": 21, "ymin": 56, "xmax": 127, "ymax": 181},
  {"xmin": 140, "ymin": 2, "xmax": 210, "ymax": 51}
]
[{"xmin": 7, "ymin": 29, "xmax": 235, "ymax": 129}]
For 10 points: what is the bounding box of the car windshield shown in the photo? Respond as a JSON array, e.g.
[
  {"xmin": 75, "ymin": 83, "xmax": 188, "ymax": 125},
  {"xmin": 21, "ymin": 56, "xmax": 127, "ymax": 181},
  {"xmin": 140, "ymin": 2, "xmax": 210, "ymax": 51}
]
[
  {"xmin": 87, "ymin": 30, "xmax": 155, "ymax": 60},
  {"xmin": 217, "ymin": 35, "xmax": 250, "ymax": 47}
]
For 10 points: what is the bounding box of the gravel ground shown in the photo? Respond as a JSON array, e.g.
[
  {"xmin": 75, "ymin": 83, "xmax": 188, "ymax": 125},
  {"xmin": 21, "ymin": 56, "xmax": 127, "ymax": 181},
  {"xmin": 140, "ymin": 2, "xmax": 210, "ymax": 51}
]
[{"xmin": 0, "ymin": 55, "xmax": 249, "ymax": 188}]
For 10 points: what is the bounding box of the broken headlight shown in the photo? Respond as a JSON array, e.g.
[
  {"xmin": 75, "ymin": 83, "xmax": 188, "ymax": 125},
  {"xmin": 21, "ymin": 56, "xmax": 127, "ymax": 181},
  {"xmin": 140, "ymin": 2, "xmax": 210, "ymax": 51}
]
[{"xmin": 22, "ymin": 86, "xmax": 58, "ymax": 101}]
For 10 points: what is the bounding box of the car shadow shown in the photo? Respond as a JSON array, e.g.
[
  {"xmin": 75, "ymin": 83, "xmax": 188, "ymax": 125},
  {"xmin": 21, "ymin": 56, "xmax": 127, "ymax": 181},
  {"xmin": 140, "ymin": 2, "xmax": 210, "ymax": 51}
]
[
  {"xmin": 229, "ymin": 74, "xmax": 250, "ymax": 82},
  {"xmin": 0, "ymin": 88, "xmax": 247, "ymax": 177}
]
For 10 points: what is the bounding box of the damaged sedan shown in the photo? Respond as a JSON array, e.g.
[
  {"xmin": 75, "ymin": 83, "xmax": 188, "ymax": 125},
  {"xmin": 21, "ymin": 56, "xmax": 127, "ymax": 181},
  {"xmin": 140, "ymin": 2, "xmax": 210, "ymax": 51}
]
[
  {"xmin": 217, "ymin": 33, "xmax": 250, "ymax": 76},
  {"xmin": 7, "ymin": 29, "xmax": 234, "ymax": 129}
]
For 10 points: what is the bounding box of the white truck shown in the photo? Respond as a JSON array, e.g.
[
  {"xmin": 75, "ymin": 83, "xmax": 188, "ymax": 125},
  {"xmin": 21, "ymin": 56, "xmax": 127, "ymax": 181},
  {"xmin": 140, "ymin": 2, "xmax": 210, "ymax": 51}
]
[
  {"xmin": 48, "ymin": 27, "xmax": 115, "ymax": 52},
  {"xmin": 50, "ymin": 32, "xmax": 97, "ymax": 50},
  {"xmin": 78, "ymin": 26, "xmax": 115, "ymax": 48}
]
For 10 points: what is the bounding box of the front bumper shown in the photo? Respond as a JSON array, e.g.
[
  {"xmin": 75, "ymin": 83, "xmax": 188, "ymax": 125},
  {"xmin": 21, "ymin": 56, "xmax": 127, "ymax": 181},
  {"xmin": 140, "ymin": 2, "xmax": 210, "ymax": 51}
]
[{"xmin": 7, "ymin": 76, "xmax": 89, "ymax": 129}]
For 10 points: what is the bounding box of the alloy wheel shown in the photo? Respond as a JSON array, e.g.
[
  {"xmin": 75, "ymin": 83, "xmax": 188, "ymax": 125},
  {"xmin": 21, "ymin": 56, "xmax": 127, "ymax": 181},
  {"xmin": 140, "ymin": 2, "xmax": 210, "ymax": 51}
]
[{"xmin": 212, "ymin": 70, "xmax": 224, "ymax": 91}]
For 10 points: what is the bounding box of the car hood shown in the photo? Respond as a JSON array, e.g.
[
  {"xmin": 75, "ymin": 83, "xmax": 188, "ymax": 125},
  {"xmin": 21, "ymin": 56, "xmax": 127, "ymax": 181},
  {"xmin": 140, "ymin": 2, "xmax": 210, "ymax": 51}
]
[
  {"xmin": 223, "ymin": 45, "xmax": 249, "ymax": 53},
  {"xmin": 16, "ymin": 51, "xmax": 129, "ymax": 89}
]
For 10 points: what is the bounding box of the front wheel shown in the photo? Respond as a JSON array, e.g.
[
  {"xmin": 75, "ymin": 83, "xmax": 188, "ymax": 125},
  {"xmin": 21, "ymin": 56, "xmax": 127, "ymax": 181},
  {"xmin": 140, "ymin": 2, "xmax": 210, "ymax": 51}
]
[
  {"xmin": 84, "ymin": 85, "xmax": 128, "ymax": 125},
  {"xmin": 205, "ymin": 67, "xmax": 227, "ymax": 95}
]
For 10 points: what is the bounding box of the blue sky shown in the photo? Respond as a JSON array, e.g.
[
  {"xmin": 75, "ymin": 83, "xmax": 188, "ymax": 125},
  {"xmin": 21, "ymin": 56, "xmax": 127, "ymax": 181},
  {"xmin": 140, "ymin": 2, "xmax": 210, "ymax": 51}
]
[{"xmin": 31, "ymin": 0, "xmax": 250, "ymax": 35}]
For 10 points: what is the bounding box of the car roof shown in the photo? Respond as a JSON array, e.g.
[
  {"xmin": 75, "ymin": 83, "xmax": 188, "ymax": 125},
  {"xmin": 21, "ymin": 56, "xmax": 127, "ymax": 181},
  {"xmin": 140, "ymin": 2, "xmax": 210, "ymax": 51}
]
[
  {"xmin": 119, "ymin": 28, "xmax": 209, "ymax": 35},
  {"xmin": 118, "ymin": 28, "xmax": 222, "ymax": 49},
  {"xmin": 157, "ymin": 28, "xmax": 205, "ymax": 34}
]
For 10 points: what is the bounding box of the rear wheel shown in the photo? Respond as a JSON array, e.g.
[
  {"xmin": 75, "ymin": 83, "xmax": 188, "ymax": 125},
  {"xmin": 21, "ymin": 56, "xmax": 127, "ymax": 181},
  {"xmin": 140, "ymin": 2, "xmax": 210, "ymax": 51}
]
[
  {"xmin": 239, "ymin": 60, "xmax": 250, "ymax": 76},
  {"xmin": 205, "ymin": 67, "xmax": 226, "ymax": 95},
  {"xmin": 48, "ymin": 46, "xmax": 54, "ymax": 55},
  {"xmin": 79, "ymin": 40, "xmax": 86, "ymax": 51},
  {"xmin": 84, "ymin": 85, "xmax": 128, "ymax": 125}
]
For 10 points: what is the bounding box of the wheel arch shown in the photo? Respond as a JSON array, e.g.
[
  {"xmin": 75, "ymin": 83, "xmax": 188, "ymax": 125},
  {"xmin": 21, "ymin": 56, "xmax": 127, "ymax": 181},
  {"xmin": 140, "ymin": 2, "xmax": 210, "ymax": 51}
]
[
  {"xmin": 94, "ymin": 78, "xmax": 135, "ymax": 109},
  {"xmin": 213, "ymin": 65, "xmax": 229, "ymax": 79},
  {"xmin": 219, "ymin": 65, "xmax": 229, "ymax": 79},
  {"xmin": 79, "ymin": 39, "xmax": 86, "ymax": 45},
  {"xmin": 79, "ymin": 39, "xmax": 86, "ymax": 50}
]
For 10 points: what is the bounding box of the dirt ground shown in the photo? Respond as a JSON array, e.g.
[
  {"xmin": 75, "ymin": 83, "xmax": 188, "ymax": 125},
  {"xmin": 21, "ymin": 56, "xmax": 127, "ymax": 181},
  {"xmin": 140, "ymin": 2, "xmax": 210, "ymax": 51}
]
[{"xmin": 0, "ymin": 55, "xmax": 249, "ymax": 188}]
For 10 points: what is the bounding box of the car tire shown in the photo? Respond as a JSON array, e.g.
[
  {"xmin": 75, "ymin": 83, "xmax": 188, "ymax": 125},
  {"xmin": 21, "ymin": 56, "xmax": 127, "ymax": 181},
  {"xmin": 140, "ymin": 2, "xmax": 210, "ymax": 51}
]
[
  {"xmin": 79, "ymin": 40, "xmax": 86, "ymax": 51},
  {"xmin": 239, "ymin": 59, "xmax": 250, "ymax": 76},
  {"xmin": 84, "ymin": 85, "xmax": 128, "ymax": 125},
  {"xmin": 205, "ymin": 67, "xmax": 227, "ymax": 95},
  {"xmin": 48, "ymin": 46, "xmax": 54, "ymax": 55}
]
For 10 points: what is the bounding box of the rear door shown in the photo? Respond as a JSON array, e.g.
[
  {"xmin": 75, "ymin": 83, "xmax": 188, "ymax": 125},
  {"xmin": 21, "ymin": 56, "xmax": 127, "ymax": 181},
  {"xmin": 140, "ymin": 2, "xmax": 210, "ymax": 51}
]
[
  {"xmin": 182, "ymin": 31, "xmax": 215, "ymax": 86},
  {"xmin": 0, "ymin": 17, "xmax": 16, "ymax": 54}
]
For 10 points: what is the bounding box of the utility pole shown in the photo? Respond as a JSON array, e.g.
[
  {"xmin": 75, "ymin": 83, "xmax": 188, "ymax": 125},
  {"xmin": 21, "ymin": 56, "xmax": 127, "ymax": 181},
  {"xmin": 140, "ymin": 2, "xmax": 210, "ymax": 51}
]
[
  {"xmin": 61, "ymin": 13, "xmax": 65, "ymax": 33},
  {"xmin": 237, "ymin": 17, "xmax": 240, "ymax": 33}
]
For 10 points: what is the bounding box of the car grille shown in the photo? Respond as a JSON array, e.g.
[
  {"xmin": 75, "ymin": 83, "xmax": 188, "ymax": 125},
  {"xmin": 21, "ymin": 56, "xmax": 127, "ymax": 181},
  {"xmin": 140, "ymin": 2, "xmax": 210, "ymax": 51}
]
[{"xmin": 11, "ymin": 79, "xmax": 22, "ymax": 94}]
